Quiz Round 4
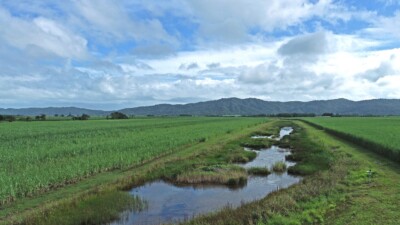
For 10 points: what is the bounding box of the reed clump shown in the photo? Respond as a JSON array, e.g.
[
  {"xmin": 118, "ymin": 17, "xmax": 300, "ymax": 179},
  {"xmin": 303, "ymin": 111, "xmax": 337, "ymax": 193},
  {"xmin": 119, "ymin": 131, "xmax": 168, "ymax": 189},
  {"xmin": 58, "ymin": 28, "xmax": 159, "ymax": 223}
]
[
  {"xmin": 272, "ymin": 161, "xmax": 287, "ymax": 173},
  {"xmin": 175, "ymin": 165, "xmax": 247, "ymax": 186},
  {"xmin": 247, "ymin": 167, "xmax": 271, "ymax": 176}
]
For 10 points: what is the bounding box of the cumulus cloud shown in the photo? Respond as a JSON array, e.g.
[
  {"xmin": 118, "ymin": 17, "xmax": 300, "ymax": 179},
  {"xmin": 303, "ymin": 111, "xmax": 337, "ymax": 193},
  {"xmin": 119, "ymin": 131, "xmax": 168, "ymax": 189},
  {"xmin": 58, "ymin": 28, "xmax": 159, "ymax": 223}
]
[
  {"xmin": 240, "ymin": 32, "xmax": 333, "ymax": 84},
  {"xmin": 179, "ymin": 62, "xmax": 200, "ymax": 70},
  {"xmin": 207, "ymin": 63, "xmax": 220, "ymax": 69},
  {"xmin": 356, "ymin": 54, "xmax": 400, "ymax": 82},
  {"xmin": 366, "ymin": 11, "xmax": 400, "ymax": 38},
  {"xmin": 132, "ymin": 44, "xmax": 176, "ymax": 58},
  {"xmin": 358, "ymin": 62, "xmax": 396, "ymax": 82},
  {"xmin": 74, "ymin": 0, "xmax": 176, "ymax": 43},
  {"xmin": 0, "ymin": 7, "xmax": 88, "ymax": 59},
  {"xmin": 1, "ymin": 1, "xmax": 400, "ymax": 109},
  {"xmin": 183, "ymin": 0, "xmax": 349, "ymax": 43},
  {"xmin": 278, "ymin": 32, "xmax": 331, "ymax": 56}
]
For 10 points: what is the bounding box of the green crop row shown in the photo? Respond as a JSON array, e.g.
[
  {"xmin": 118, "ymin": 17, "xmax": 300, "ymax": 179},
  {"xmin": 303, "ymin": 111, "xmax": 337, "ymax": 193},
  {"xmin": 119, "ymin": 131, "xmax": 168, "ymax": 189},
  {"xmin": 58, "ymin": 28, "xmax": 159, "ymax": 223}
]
[
  {"xmin": 303, "ymin": 117, "xmax": 400, "ymax": 162},
  {"xmin": 0, "ymin": 117, "xmax": 266, "ymax": 205}
]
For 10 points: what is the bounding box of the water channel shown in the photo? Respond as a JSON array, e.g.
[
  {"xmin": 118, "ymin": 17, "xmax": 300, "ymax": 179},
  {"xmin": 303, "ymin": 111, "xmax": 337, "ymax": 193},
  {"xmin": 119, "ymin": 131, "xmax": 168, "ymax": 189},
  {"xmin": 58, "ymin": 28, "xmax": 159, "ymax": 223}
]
[{"xmin": 111, "ymin": 127, "xmax": 299, "ymax": 225}]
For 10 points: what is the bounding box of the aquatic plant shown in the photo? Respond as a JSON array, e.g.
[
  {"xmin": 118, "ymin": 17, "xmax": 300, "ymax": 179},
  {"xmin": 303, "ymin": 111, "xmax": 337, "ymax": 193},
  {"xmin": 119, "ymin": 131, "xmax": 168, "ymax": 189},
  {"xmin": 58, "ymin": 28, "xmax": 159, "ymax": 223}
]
[
  {"xmin": 272, "ymin": 161, "xmax": 287, "ymax": 173},
  {"xmin": 174, "ymin": 165, "xmax": 247, "ymax": 186},
  {"xmin": 247, "ymin": 167, "xmax": 271, "ymax": 176}
]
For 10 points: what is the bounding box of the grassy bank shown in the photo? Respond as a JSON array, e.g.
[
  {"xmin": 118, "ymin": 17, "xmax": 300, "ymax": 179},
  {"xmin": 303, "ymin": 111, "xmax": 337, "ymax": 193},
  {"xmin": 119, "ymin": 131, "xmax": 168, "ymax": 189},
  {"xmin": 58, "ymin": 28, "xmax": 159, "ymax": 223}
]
[
  {"xmin": 303, "ymin": 117, "xmax": 400, "ymax": 162},
  {"xmin": 183, "ymin": 120, "xmax": 400, "ymax": 225}
]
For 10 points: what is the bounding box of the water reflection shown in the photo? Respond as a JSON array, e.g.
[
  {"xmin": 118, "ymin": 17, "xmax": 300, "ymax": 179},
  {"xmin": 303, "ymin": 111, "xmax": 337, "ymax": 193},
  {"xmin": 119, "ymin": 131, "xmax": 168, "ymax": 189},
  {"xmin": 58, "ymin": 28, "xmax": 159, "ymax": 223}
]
[{"xmin": 110, "ymin": 127, "xmax": 299, "ymax": 225}]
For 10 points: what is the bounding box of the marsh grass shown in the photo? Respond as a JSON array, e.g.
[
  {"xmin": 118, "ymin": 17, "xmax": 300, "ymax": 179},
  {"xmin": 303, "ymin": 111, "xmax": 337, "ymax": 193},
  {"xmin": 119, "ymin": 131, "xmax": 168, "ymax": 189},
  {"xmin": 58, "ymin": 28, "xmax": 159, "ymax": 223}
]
[
  {"xmin": 175, "ymin": 165, "xmax": 247, "ymax": 186},
  {"xmin": 228, "ymin": 150, "xmax": 257, "ymax": 163},
  {"xmin": 247, "ymin": 167, "xmax": 271, "ymax": 176},
  {"xmin": 272, "ymin": 161, "xmax": 287, "ymax": 173},
  {"xmin": 26, "ymin": 191, "xmax": 147, "ymax": 225},
  {"xmin": 240, "ymin": 137, "xmax": 272, "ymax": 150}
]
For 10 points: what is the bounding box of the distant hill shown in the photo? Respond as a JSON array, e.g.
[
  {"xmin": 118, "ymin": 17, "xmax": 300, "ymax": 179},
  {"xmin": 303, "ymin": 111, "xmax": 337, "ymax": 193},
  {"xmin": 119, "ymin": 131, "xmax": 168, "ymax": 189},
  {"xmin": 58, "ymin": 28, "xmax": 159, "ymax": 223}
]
[
  {"xmin": 1, "ymin": 98, "xmax": 400, "ymax": 116},
  {"xmin": 119, "ymin": 98, "xmax": 400, "ymax": 116},
  {"xmin": 0, "ymin": 107, "xmax": 108, "ymax": 116}
]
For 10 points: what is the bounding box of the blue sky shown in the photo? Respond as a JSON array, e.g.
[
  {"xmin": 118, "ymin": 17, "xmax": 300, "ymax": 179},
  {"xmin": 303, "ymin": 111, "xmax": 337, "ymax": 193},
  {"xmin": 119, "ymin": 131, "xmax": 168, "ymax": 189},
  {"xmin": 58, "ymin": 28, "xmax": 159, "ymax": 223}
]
[{"xmin": 0, "ymin": 0, "xmax": 400, "ymax": 110}]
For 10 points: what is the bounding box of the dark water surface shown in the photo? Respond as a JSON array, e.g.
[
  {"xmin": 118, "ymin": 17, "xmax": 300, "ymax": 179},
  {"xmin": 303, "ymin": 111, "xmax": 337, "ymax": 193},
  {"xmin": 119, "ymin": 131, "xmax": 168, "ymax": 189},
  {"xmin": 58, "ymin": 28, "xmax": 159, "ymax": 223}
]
[{"xmin": 110, "ymin": 127, "xmax": 299, "ymax": 225}]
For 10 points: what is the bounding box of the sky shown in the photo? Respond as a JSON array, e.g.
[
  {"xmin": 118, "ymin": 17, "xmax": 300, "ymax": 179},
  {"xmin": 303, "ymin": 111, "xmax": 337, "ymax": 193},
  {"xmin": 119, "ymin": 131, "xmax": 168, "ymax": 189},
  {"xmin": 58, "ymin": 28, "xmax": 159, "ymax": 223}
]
[{"xmin": 1, "ymin": 0, "xmax": 400, "ymax": 110}]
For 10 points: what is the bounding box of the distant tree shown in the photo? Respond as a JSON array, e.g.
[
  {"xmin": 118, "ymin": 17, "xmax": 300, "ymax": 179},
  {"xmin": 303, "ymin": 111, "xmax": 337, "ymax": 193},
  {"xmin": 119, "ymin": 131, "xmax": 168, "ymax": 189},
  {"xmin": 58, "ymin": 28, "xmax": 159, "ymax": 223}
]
[
  {"xmin": 35, "ymin": 114, "xmax": 46, "ymax": 121},
  {"xmin": 322, "ymin": 113, "xmax": 334, "ymax": 117},
  {"xmin": 54, "ymin": 114, "xmax": 59, "ymax": 117},
  {"xmin": 81, "ymin": 114, "xmax": 90, "ymax": 120},
  {"xmin": 0, "ymin": 115, "xmax": 3, "ymax": 121},
  {"xmin": 60, "ymin": 114, "xmax": 65, "ymax": 117},
  {"xmin": 5, "ymin": 115, "xmax": 16, "ymax": 122},
  {"xmin": 72, "ymin": 114, "xmax": 90, "ymax": 120},
  {"xmin": 109, "ymin": 112, "xmax": 128, "ymax": 119},
  {"xmin": 268, "ymin": 113, "xmax": 316, "ymax": 117},
  {"xmin": 25, "ymin": 116, "xmax": 33, "ymax": 121}
]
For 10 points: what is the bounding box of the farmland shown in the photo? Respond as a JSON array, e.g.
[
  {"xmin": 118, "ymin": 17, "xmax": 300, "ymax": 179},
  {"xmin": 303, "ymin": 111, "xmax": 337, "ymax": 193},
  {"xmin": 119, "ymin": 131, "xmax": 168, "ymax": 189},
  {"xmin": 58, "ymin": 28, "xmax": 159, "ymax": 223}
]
[
  {"xmin": 1, "ymin": 117, "xmax": 400, "ymax": 225},
  {"xmin": 303, "ymin": 117, "xmax": 400, "ymax": 161},
  {"xmin": 0, "ymin": 117, "xmax": 266, "ymax": 205}
]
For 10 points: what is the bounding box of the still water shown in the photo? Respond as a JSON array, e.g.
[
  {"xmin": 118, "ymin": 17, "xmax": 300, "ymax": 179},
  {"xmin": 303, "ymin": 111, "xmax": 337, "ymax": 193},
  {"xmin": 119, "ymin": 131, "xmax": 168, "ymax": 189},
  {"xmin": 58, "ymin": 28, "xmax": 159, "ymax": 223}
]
[{"xmin": 110, "ymin": 127, "xmax": 299, "ymax": 225}]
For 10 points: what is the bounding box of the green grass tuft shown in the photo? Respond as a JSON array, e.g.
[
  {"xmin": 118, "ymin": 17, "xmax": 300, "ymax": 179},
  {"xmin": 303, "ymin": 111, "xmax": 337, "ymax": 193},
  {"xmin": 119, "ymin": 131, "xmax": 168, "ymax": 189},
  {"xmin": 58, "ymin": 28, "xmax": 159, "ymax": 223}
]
[
  {"xmin": 272, "ymin": 161, "xmax": 287, "ymax": 173},
  {"xmin": 247, "ymin": 167, "xmax": 271, "ymax": 176},
  {"xmin": 174, "ymin": 165, "xmax": 247, "ymax": 186}
]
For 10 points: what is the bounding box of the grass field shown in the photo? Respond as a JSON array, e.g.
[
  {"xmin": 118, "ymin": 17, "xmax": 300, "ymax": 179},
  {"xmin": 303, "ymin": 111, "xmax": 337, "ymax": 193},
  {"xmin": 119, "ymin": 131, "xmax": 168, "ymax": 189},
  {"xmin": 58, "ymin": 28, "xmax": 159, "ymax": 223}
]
[
  {"xmin": 0, "ymin": 117, "xmax": 266, "ymax": 205},
  {"xmin": 304, "ymin": 117, "xmax": 400, "ymax": 151},
  {"xmin": 303, "ymin": 117, "xmax": 400, "ymax": 162},
  {"xmin": 2, "ymin": 117, "xmax": 400, "ymax": 225}
]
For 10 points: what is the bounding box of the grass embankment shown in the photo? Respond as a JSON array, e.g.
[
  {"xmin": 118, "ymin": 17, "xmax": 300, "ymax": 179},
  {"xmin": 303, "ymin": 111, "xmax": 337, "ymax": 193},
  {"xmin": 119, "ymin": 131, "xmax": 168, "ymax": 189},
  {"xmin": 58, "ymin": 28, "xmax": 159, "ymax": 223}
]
[
  {"xmin": 303, "ymin": 117, "xmax": 400, "ymax": 162},
  {"xmin": 1, "ymin": 118, "xmax": 277, "ymax": 225},
  {"xmin": 184, "ymin": 120, "xmax": 400, "ymax": 225}
]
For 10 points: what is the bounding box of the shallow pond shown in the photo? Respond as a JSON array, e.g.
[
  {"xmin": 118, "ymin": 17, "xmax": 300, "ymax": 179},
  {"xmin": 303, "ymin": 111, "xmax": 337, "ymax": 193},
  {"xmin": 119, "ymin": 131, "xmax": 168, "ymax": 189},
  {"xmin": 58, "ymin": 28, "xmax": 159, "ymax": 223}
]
[
  {"xmin": 242, "ymin": 145, "xmax": 296, "ymax": 169},
  {"xmin": 110, "ymin": 127, "xmax": 299, "ymax": 225},
  {"xmin": 251, "ymin": 126, "xmax": 293, "ymax": 140}
]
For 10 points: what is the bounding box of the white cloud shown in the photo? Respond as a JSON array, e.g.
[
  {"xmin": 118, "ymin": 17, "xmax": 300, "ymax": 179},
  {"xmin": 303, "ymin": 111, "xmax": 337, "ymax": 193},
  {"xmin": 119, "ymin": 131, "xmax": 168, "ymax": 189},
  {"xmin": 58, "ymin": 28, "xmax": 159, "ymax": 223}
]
[
  {"xmin": 0, "ymin": 7, "xmax": 88, "ymax": 59},
  {"xmin": 74, "ymin": 0, "xmax": 176, "ymax": 44},
  {"xmin": 1, "ymin": 1, "xmax": 400, "ymax": 109},
  {"xmin": 182, "ymin": 0, "xmax": 349, "ymax": 43},
  {"xmin": 366, "ymin": 11, "xmax": 400, "ymax": 38}
]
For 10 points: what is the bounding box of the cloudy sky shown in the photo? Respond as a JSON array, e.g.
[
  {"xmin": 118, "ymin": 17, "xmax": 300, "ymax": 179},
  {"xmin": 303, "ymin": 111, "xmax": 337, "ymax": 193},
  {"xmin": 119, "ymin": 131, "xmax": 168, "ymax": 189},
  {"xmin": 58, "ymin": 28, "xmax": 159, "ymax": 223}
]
[{"xmin": 1, "ymin": 0, "xmax": 400, "ymax": 109}]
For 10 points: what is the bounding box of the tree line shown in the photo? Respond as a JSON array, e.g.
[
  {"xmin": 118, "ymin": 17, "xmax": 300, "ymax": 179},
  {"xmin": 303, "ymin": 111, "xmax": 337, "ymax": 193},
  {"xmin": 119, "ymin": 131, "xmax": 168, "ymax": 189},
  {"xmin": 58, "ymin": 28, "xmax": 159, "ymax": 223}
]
[{"xmin": 0, "ymin": 111, "xmax": 132, "ymax": 123}]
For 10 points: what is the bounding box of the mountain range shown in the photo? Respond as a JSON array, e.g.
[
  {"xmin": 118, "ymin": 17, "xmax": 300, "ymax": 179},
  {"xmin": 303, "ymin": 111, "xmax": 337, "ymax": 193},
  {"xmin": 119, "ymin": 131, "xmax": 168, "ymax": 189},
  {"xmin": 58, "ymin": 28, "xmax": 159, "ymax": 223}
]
[{"xmin": 1, "ymin": 98, "xmax": 400, "ymax": 116}]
